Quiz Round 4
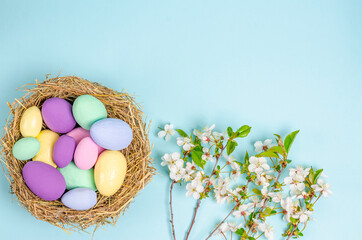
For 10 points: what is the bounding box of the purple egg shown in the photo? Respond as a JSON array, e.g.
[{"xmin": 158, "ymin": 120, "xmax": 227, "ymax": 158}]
[
  {"xmin": 42, "ymin": 98, "xmax": 76, "ymax": 133},
  {"xmin": 53, "ymin": 135, "xmax": 76, "ymax": 168},
  {"xmin": 22, "ymin": 161, "xmax": 66, "ymax": 201}
]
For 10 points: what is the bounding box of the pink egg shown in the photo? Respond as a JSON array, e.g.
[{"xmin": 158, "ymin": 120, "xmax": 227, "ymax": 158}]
[
  {"xmin": 66, "ymin": 127, "xmax": 104, "ymax": 154},
  {"xmin": 66, "ymin": 127, "xmax": 90, "ymax": 145},
  {"xmin": 74, "ymin": 137, "xmax": 99, "ymax": 170}
]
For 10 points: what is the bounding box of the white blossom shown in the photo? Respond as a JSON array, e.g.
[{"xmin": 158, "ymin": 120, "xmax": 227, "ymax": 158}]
[
  {"xmin": 158, "ymin": 124, "xmax": 176, "ymax": 141},
  {"xmin": 268, "ymin": 192, "xmax": 283, "ymax": 203},
  {"xmin": 254, "ymin": 139, "xmax": 274, "ymax": 153},
  {"xmin": 312, "ymin": 179, "xmax": 332, "ymax": 198},
  {"xmin": 258, "ymin": 222, "xmax": 274, "ymax": 240},
  {"xmin": 233, "ymin": 203, "xmax": 254, "ymax": 218},
  {"xmin": 177, "ymin": 137, "xmax": 194, "ymax": 151},
  {"xmin": 281, "ymin": 197, "xmax": 298, "ymax": 222},
  {"xmin": 161, "ymin": 152, "xmax": 183, "ymax": 169},
  {"xmin": 214, "ymin": 222, "xmax": 229, "ymax": 236},
  {"xmin": 202, "ymin": 147, "xmax": 214, "ymax": 162},
  {"xmin": 293, "ymin": 209, "xmax": 313, "ymax": 223},
  {"xmin": 248, "ymin": 156, "xmax": 270, "ymax": 175},
  {"xmin": 169, "ymin": 164, "xmax": 186, "ymax": 181},
  {"xmin": 193, "ymin": 124, "xmax": 215, "ymax": 143},
  {"xmin": 213, "ymin": 131, "xmax": 229, "ymax": 141},
  {"xmin": 186, "ymin": 180, "xmax": 204, "ymax": 199},
  {"xmin": 249, "ymin": 196, "xmax": 263, "ymax": 208}
]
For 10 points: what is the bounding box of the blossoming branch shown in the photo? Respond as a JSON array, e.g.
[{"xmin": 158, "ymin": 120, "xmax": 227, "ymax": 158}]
[{"xmin": 158, "ymin": 124, "xmax": 331, "ymax": 240}]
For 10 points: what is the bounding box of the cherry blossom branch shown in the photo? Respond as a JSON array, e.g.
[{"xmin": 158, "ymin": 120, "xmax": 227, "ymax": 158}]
[
  {"xmin": 258, "ymin": 166, "xmax": 285, "ymax": 213},
  {"xmin": 205, "ymin": 203, "xmax": 239, "ymax": 240},
  {"xmin": 185, "ymin": 199, "xmax": 201, "ymax": 240},
  {"xmin": 170, "ymin": 181, "xmax": 176, "ymax": 240},
  {"xmin": 185, "ymin": 144, "xmax": 228, "ymax": 240},
  {"xmin": 205, "ymin": 181, "xmax": 251, "ymax": 240}
]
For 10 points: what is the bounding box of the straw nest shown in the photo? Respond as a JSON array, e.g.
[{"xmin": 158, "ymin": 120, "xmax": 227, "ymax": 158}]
[{"xmin": 0, "ymin": 75, "xmax": 155, "ymax": 233}]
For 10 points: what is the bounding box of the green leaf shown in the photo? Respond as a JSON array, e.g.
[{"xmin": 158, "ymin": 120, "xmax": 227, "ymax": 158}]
[
  {"xmin": 308, "ymin": 168, "xmax": 315, "ymax": 184},
  {"xmin": 191, "ymin": 150, "xmax": 206, "ymax": 169},
  {"xmin": 244, "ymin": 150, "xmax": 249, "ymax": 163},
  {"xmin": 256, "ymin": 151, "xmax": 279, "ymax": 158},
  {"xmin": 274, "ymin": 133, "xmax": 281, "ymax": 139},
  {"xmin": 290, "ymin": 217, "xmax": 298, "ymax": 224},
  {"xmin": 248, "ymin": 237, "xmax": 256, "ymax": 240},
  {"xmin": 268, "ymin": 146, "xmax": 284, "ymax": 155},
  {"xmin": 284, "ymin": 130, "xmax": 300, "ymax": 154},
  {"xmin": 176, "ymin": 129, "xmax": 188, "ymax": 138},
  {"xmin": 236, "ymin": 125, "xmax": 251, "ymax": 138},
  {"xmin": 252, "ymin": 188, "xmax": 261, "ymax": 195},
  {"xmin": 235, "ymin": 228, "xmax": 245, "ymax": 236},
  {"xmin": 227, "ymin": 127, "xmax": 233, "ymax": 137},
  {"xmin": 227, "ymin": 140, "xmax": 238, "ymax": 155},
  {"xmin": 314, "ymin": 169, "xmax": 323, "ymax": 184}
]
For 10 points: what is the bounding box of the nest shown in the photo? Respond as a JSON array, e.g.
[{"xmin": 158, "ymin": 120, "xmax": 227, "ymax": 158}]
[{"xmin": 0, "ymin": 75, "xmax": 155, "ymax": 233}]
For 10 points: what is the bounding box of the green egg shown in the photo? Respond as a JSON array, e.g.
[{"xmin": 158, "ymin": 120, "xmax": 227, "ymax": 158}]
[
  {"xmin": 72, "ymin": 95, "xmax": 107, "ymax": 130},
  {"xmin": 58, "ymin": 161, "xmax": 97, "ymax": 191},
  {"xmin": 12, "ymin": 137, "xmax": 40, "ymax": 160}
]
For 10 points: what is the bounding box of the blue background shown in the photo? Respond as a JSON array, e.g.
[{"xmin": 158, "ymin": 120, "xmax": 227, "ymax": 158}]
[{"xmin": 0, "ymin": 0, "xmax": 361, "ymax": 239}]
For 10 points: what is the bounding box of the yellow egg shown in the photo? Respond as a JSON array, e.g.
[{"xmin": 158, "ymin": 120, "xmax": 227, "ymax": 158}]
[
  {"xmin": 94, "ymin": 150, "xmax": 127, "ymax": 196},
  {"xmin": 20, "ymin": 106, "xmax": 43, "ymax": 137},
  {"xmin": 33, "ymin": 130, "xmax": 59, "ymax": 167}
]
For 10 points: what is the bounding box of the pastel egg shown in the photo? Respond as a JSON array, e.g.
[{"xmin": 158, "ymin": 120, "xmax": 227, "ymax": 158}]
[
  {"xmin": 53, "ymin": 135, "xmax": 76, "ymax": 168},
  {"xmin": 61, "ymin": 188, "xmax": 97, "ymax": 211},
  {"xmin": 66, "ymin": 127, "xmax": 104, "ymax": 153},
  {"xmin": 90, "ymin": 118, "xmax": 133, "ymax": 150},
  {"xmin": 74, "ymin": 137, "xmax": 99, "ymax": 170},
  {"xmin": 41, "ymin": 97, "xmax": 76, "ymax": 133},
  {"xmin": 94, "ymin": 150, "xmax": 127, "ymax": 196},
  {"xmin": 33, "ymin": 130, "xmax": 59, "ymax": 168},
  {"xmin": 66, "ymin": 127, "xmax": 91, "ymax": 145},
  {"xmin": 72, "ymin": 95, "xmax": 107, "ymax": 130},
  {"xmin": 58, "ymin": 162, "xmax": 97, "ymax": 191},
  {"xmin": 20, "ymin": 106, "xmax": 43, "ymax": 137},
  {"xmin": 12, "ymin": 137, "xmax": 40, "ymax": 160},
  {"xmin": 23, "ymin": 161, "xmax": 66, "ymax": 201}
]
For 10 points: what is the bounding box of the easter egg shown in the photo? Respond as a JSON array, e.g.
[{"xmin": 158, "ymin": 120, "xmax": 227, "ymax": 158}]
[
  {"xmin": 33, "ymin": 130, "xmax": 59, "ymax": 167},
  {"xmin": 41, "ymin": 97, "xmax": 76, "ymax": 133},
  {"xmin": 20, "ymin": 106, "xmax": 43, "ymax": 137},
  {"xmin": 58, "ymin": 162, "xmax": 97, "ymax": 191},
  {"xmin": 74, "ymin": 137, "xmax": 99, "ymax": 170},
  {"xmin": 90, "ymin": 118, "xmax": 133, "ymax": 150},
  {"xmin": 61, "ymin": 188, "xmax": 97, "ymax": 211},
  {"xmin": 67, "ymin": 127, "xmax": 104, "ymax": 153},
  {"xmin": 53, "ymin": 135, "xmax": 76, "ymax": 168},
  {"xmin": 94, "ymin": 150, "xmax": 127, "ymax": 196},
  {"xmin": 12, "ymin": 137, "xmax": 40, "ymax": 160},
  {"xmin": 22, "ymin": 161, "xmax": 66, "ymax": 201},
  {"xmin": 72, "ymin": 95, "xmax": 107, "ymax": 130},
  {"xmin": 66, "ymin": 127, "xmax": 91, "ymax": 145}
]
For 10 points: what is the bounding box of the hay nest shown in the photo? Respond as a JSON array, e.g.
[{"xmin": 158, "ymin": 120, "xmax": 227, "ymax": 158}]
[{"xmin": 0, "ymin": 75, "xmax": 155, "ymax": 233}]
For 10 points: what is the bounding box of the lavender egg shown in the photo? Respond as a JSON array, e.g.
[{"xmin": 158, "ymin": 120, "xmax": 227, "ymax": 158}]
[
  {"xmin": 61, "ymin": 188, "xmax": 97, "ymax": 210},
  {"xmin": 22, "ymin": 161, "xmax": 66, "ymax": 201},
  {"xmin": 41, "ymin": 97, "xmax": 76, "ymax": 133},
  {"xmin": 53, "ymin": 135, "xmax": 76, "ymax": 168},
  {"xmin": 90, "ymin": 118, "xmax": 133, "ymax": 150}
]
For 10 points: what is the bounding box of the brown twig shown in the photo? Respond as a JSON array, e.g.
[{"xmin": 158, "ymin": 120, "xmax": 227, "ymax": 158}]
[
  {"xmin": 205, "ymin": 203, "xmax": 239, "ymax": 240},
  {"xmin": 185, "ymin": 199, "xmax": 201, "ymax": 240},
  {"xmin": 170, "ymin": 181, "xmax": 177, "ymax": 240}
]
